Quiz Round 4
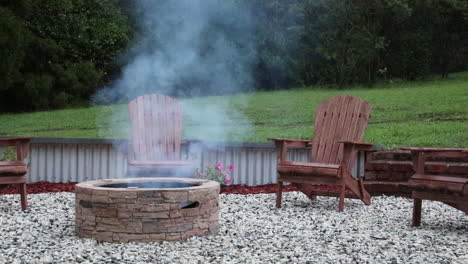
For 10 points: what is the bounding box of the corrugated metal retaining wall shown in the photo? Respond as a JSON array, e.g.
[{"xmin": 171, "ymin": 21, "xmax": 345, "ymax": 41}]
[{"xmin": 26, "ymin": 138, "xmax": 366, "ymax": 186}]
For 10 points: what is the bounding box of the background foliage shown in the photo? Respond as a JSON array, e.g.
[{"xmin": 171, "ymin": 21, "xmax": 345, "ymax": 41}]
[
  {"xmin": 0, "ymin": 0, "xmax": 130, "ymax": 112},
  {"xmin": 1, "ymin": 0, "xmax": 467, "ymax": 112},
  {"xmin": 251, "ymin": 0, "xmax": 468, "ymax": 88}
]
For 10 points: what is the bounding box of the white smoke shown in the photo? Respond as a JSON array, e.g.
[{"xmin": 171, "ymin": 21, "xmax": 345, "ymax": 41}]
[
  {"xmin": 93, "ymin": 0, "xmax": 257, "ymax": 175},
  {"xmin": 95, "ymin": 0, "xmax": 256, "ymax": 103}
]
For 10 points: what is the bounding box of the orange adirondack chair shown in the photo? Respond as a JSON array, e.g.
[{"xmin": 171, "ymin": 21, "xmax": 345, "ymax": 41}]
[
  {"xmin": 270, "ymin": 95, "xmax": 373, "ymax": 211},
  {"xmin": 127, "ymin": 94, "xmax": 193, "ymax": 177},
  {"xmin": 0, "ymin": 137, "xmax": 32, "ymax": 210}
]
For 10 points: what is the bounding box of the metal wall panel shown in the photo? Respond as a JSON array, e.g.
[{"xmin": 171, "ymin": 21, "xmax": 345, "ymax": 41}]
[
  {"xmin": 26, "ymin": 138, "xmax": 366, "ymax": 186},
  {"xmin": 29, "ymin": 142, "xmax": 127, "ymax": 183}
]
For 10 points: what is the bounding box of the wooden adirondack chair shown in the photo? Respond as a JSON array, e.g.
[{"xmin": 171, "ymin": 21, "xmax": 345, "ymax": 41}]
[
  {"xmin": 270, "ymin": 95, "xmax": 373, "ymax": 211},
  {"xmin": 127, "ymin": 94, "xmax": 193, "ymax": 177},
  {"xmin": 401, "ymin": 147, "xmax": 468, "ymax": 227},
  {"xmin": 0, "ymin": 137, "xmax": 32, "ymax": 210}
]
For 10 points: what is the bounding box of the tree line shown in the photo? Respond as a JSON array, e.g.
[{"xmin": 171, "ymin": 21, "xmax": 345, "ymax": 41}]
[{"xmin": 1, "ymin": 0, "xmax": 467, "ymax": 112}]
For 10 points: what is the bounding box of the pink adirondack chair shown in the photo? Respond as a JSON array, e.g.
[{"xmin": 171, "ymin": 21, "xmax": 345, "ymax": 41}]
[{"xmin": 127, "ymin": 94, "xmax": 193, "ymax": 177}]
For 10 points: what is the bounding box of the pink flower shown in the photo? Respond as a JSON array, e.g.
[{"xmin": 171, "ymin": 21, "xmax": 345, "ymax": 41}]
[
  {"xmin": 225, "ymin": 178, "xmax": 232, "ymax": 184},
  {"xmin": 222, "ymin": 171, "xmax": 227, "ymax": 176},
  {"xmin": 228, "ymin": 164, "xmax": 234, "ymax": 171},
  {"xmin": 198, "ymin": 172, "xmax": 205, "ymax": 177},
  {"xmin": 216, "ymin": 162, "xmax": 223, "ymax": 170}
]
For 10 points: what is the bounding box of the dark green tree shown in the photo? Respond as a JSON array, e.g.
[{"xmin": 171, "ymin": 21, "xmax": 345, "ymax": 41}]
[{"xmin": 0, "ymin": 0, "xmax": 130, "ymax": 112}]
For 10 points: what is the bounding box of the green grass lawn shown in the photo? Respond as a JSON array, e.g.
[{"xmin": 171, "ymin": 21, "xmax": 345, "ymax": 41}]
[{"xmin": 1, "ymin": 72, "xmax": 467, "ymax": 148}]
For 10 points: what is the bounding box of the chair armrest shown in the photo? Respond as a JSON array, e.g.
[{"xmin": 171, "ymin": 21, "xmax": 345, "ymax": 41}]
[
  {"xmin": 268, "ymin": 138, "xmax": 313, "ymax": 148},
  {"xmin": 338, "ymin": 141, "xmax": 374, "ymax": 169},
  {"xmin": 182, "ymin": 139, "xmax": 202, "ymax": 145},
  {"xmin": 268, "ymin": 138, "xmax": 313, "ymax": 162},
  {"xmin": 0, "ymin": 137, "xmax": 33, "ymax": 160},
  {"xmin": 338, "ymin": 140, "xmax": 374, "ymax": 151},
  {"xmin": 0, "ymin": 137, "xmax": 33, "ymax": 147}
]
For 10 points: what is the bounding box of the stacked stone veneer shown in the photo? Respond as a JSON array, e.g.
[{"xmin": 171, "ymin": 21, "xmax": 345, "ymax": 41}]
[{"xmin": 75, "ymin": 178, "xmax": 220, "ymax": 243}]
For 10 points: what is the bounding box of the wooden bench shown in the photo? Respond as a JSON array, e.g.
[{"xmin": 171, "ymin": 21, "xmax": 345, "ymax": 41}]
[
  {"xmin": 0, "ymin": 137, "xmax": 32, "ymax": 211},
  {"xmin": 402, "ymin": 147, "xmax": 468, "ymax": 227}
]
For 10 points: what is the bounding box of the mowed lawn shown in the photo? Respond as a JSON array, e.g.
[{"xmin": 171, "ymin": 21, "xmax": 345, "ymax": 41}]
[{"xmin": 1, "ymin": 72, "xmax": 467, "ymax": 148}]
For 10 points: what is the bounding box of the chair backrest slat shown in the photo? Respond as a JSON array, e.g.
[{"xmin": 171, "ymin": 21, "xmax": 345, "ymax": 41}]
[
  {"xmin": 128, "ymin": 94, "xmax": 183, "ymax": 161},
  {"xmin": 310, "ymin": 95, "xmax": 371, "ymax": 166}
]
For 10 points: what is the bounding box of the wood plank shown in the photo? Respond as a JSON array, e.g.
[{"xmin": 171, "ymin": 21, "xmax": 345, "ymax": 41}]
[
  {"xmin": 324, "ymin": 96, "xmax": 345, "ymax": 163},
  {"xmin": 157, "ymin": 94, "xmax": 165, "ymax": 160},
  {"xmin": 401, "ymin": 147, "xmax": 468, "ymax": 152},
  {"xmin": 342, "ymin": 97, "xmax": 362, "ymax": 168},
  {"xmin": 146, "ymin": 95, "xmax": 155, "ymax": 160},
  {"xmin": 410, "ymin": 174, "xmax": 468, "ymax": 184},
  {"xmin": 133, "ymin": 96, "xmax": 142, "ymax": 160},
  {"xmin": 128, "ymin": 101, "xmax": 137, "ymax": 159},
  {"xmin": 278, "ymin": 162, "xmax": 339, "ymax": 177},
  {"xmin": 278, "ymin": 174, "xmax": 341, "ymax": 185},
  {"xmin": 310, "ymin": 101, "xmax": 327, "ymax": 161},
  {"xmin": 313, "ymin": 100, "xmax": 334, "ymax": 163},
  {"xmin": 0, "ymin": 175, "xmax": 27, "ymax": 184},
  {"xmin": 0, "ymin": 166, "xmax": 28, "ymax": 174},
  {"xmin": 169, "ymin": 96, "xmax": 176, "ymax": 158},
  {"xmin": 409, "ymin": 182, "xmax": 466, "ymax": 194},
  {"xmin": 174, "ymin": 100, "xmax": 184, "ymax": 159},
  {"xmin": 332, "ymin": 96, "xmax": 354, "ymax": 164},
  {"xmin": 163, "ymin": 95, "xmax": 171, "ymax": 159},
  {"xmin": 279, "ymin": 161, "xmax": 340, "ymax": 168},
  {"xmin": 0, "ymin": 137, "xmax": 33, "ymax": 148},
  {"xmin": 0, "ymin": 161, "xmax": 26, "ymax": 166},
  {"xmin": 139, "ymin": 95, "xmax": 148, "ymax": 159},
  {"xmin": 413, "ymin": 191, "xmax": 467, "ymax": 205},
  {"xmin": 328, "ymin": 96, "xmax": 348, "ymax": 163}
]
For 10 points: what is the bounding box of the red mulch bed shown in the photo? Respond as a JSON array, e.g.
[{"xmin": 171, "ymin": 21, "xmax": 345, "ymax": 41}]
[
  {"xmin": 0, "ymin": 182, "xmax": 340, "ymax": 195},
  {"xmin": 220, "ymin": 184, "xmax": 298, "ymax": 194},
  {"xmin": 0, "ymin": 182, "xmax": 77, "ymax": 195}
]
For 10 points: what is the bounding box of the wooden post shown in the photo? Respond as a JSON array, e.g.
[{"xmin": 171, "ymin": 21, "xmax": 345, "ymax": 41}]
[
  {"xmin": 276, "ymin": 181, "xmax": 283, "ymax": 208},
  {"xmin": 339, "ymin": 183, "xmax": 346, "ymax": 212},
  {"xmin": 20, "ymin": 183, "xmax": 27, "ymax": 211},
  {"xmin": 412, "ymin": 198, "xmax": 422, "ymax": 227}
]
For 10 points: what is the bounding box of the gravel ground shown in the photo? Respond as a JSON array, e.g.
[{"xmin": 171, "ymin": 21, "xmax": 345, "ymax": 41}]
[{"xmin": 0, "ymin": 192, "xmax": 467, "ymax": 264}]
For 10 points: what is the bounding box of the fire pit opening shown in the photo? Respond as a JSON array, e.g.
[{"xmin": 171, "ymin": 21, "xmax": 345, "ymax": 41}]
[
  {"xmin": 101, "ymin": 181, "xmax": 198, "ymax": 189},
  {"xmin": 75, "ymin": 177, "xmax": 220, "ymax": 243}
]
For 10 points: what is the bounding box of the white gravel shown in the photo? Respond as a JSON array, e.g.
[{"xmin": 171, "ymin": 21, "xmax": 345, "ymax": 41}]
[{"xmin": 0, "ymin": 192, "xmax": 467, "ymax": 264}]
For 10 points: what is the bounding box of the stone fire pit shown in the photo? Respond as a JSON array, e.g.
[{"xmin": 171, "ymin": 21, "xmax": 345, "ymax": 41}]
[{"xmin": 75, "ymin": 178, "xmax": 220, "ymax": 243}]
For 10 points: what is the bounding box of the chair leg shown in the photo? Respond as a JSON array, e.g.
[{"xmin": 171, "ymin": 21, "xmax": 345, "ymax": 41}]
[
  {"xmin": 412, "ymin": 198, "xmax": 422, "ymax": 227},
  {"xmin": 338, "ymin": 183, "xmax": 346, "ymax": 212},
  {"xmin": 20, "ymin": 183, "xmax": 27, "ymax": 211},
  {"xmin": 276, "ymin": 181, "xmax": 283, "ymax": 208}
]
